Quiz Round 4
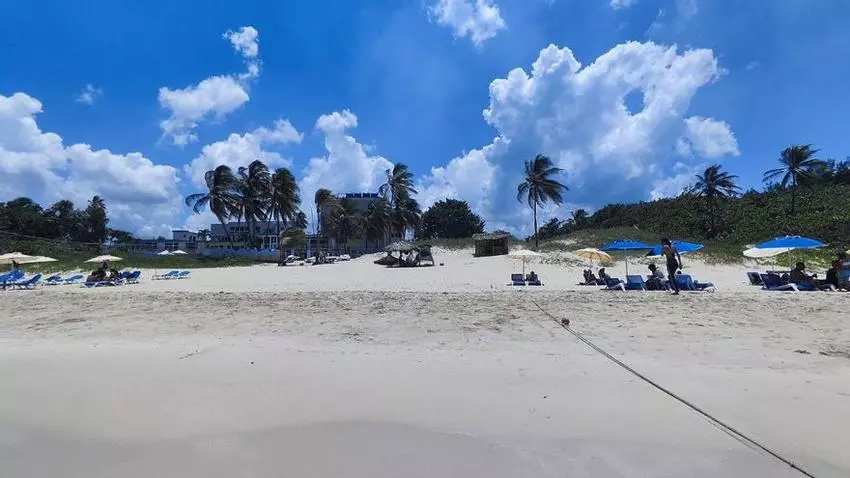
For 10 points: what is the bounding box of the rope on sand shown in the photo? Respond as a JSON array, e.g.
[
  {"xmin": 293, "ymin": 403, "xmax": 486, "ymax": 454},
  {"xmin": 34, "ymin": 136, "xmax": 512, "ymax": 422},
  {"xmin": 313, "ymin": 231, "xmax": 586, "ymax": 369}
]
[{"xmin": 528, "ymin": 298, "xmax": 818, "ymax": 478}]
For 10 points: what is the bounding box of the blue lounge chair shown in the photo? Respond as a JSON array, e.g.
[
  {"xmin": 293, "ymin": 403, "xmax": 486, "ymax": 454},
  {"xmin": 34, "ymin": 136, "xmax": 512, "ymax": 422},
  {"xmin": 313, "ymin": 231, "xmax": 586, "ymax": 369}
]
[
  {"xmin": 177, "ymin": 271, "xmax": 191, "ymax": 279},
  {"xmin": 1, "ymin": 269, "xmax": 25, "ymax": 287},
  {"xmin": 44, "ymin": 275, "xmax": 63, "ymax": 285},
  {"xmin": 760, "ymin": 273, "xmax": 799, "ymax": 291},
  {"xmin": 675, "ymin": 274, "xmax": 716, "ymax": 292},
  {"xmin": 82, "ymin": 279, "xmax": 118, "ymax": 288},
  {"xmin": 601, "ymin": 277, "xmax": 626, "ymax": 291},
  {"xmin": 509, "ymin": 273, "xmax": 526, "ymax": 286},
  {"xmin": 746, "ymin": 272, "xmax": 763, "ymax": 286},
  {"xmin": 625, "ymin": 275, "xmax": 646, "ymax": 291},
  {"xmin": 12, "ymin": 274, "xmax": 42, "ymax": 290},
  {"xmin": 153, "ymin": 270, "xmax": 179, "ymax": 280},
  {"xmin": 124, "ymin": 270, "xmax": 142, "ymax": 284},
  {"xmin": 63, "ymin": 275, "xmax": 84, "ymax": 285}
]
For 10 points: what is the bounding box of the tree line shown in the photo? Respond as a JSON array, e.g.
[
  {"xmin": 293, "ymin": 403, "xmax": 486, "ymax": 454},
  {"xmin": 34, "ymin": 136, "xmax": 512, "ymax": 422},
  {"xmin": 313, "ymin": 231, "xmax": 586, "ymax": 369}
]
[
  {"xmin": 187, "ymin": 161, "xmax": 435, "ymax": 248},
  {"xmin": 0, "ymin": 195, "xmax": 125, "ymax": 244},
  {"xmin": 532, "ymin": 144, "xmax": 850, "ymax": 246}
]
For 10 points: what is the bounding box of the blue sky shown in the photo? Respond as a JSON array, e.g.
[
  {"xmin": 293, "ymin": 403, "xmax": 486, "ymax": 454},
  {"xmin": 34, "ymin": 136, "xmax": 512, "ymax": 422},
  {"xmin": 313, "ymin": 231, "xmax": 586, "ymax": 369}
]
[{"xmin": 2, "ymin": 0, "xmax": 849, "ymax": 237}]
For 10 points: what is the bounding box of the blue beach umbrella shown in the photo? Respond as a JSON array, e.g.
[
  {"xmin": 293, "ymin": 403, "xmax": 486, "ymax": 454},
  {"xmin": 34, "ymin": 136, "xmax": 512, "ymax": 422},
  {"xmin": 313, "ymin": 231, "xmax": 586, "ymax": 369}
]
[
  {"xmin": 755, "ymin": 235, "xmax": 825, "ymax": 250},
  {"xmin": 754, "ymin": 235, "xmax": 825, "ymax": 268},
  {"xmin": 646, "ymin": 240, "xmax": 704, "ymax": 257},
  {"xmin": 601, "ymin": 240, "xmax": 652, "ymax": 277}
]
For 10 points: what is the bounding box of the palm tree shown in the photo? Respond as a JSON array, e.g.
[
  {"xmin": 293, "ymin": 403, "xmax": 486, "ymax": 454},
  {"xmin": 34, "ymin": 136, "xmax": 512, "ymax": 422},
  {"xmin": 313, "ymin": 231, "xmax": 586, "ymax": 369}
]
[
  {"xmin": 236, "ymin": 160, "xmax": 271, "ymax": 247},
  {"xmin": 185, "ymin": 165, "xmax": 240, "ymax": 243},
  {"xmin": 314, "ymin": 188, "xmax": 335, "ymax": 235},
  {"xmin": 379, "ymin": 163, "xmax": 418, "ymax": 239},
  {"xmin": 570, "ymin": 209, "xmax": 588, "ymax": 229},
  {"xmin": 329, "ymin": 198, "xmax": 364, "ymax": 252},
  {"xmin": 365, "ymin": 197, "xmax": 391, "ymax": 250},
  {"xmin": 693, "ymin": 164, "xmax": 740, "ymax": 235},
  {"xmin": 516, "ymin": 154, "xmax": 567, "ymax": 248},
  {"xmin": 267, "ymin": 168, "xmax": 301, "ymax": 237},
  {"xmin": 763, "ymin": 144, "xmax": 824, "ymax": 215},
  {"xmin": 379, "ymin": 163, "xmax": 417, "ymax": 207}
]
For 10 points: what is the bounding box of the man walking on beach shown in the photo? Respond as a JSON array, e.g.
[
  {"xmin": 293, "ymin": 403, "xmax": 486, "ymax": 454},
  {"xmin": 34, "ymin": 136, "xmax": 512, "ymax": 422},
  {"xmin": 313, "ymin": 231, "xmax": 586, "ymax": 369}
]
[{"xmin": 661, "ymin": 239, "xmax": 682, "ymax": 295}]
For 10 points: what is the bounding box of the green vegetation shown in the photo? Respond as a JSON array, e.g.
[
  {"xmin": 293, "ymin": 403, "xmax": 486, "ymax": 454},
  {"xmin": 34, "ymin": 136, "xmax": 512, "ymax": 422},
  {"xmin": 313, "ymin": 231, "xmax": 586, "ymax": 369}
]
[
  {"xmin": 533, "ymin": 145, "xmax": 850, "ymax": 264},
  {"xmin": 417, "ymin": 199, "xmax": 485, "ymax": 240}
]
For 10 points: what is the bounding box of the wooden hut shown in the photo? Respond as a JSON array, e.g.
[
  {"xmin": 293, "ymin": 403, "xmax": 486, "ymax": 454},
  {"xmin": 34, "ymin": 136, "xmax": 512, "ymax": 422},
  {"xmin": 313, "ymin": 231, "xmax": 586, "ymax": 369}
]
[{"xmin": 473, "ymin": 233, "xmax": 511, "ymax": 257}]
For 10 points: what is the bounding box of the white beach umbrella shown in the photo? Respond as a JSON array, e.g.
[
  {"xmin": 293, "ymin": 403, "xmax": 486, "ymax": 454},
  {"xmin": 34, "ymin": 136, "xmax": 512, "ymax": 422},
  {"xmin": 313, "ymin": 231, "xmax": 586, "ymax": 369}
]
[
  {"xmin": 19, "ymin": 256, "xmax": 58, "ymax": 264},
  {"xmin": 743, "ymin": 247, "xmax": 793, "ymax": 258},
  {"xmin": 85, "ymin": 254, "xmax": 123, "ymax": 263},
  {"xmin": 157, "ymin": 250, "xmax": 173, "ymax": 256},
  {"xmin": 0, "ymin": 252, "xmax": 35, "ymax": 264},
  {"xmin": 508, "ymin": 249, "xmax": 539, "ymax": 276},
  {"xmin": 171, "ymin": 250, "xmax": 188, "ymax": 255}
]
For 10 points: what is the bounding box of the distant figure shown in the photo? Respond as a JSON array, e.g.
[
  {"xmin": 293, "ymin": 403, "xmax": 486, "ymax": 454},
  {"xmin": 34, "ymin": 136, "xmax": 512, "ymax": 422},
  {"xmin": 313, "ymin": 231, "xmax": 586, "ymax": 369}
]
[
  {"xmin": 598, "ymin": 268, "xmax": 611, "ymax": 281},
  {"xmin": 11, "ymin": 259, "xmax": 19, "ymax": 271},
  {"xmin": 583, "ymin": 269, "xmax": 599, "ymax": 285},
  {"xmin": 526, "ymin": 271, "xmax": 541, "ymax": 286},
  {"xmin": 838, "ymin": 252, "xmax": 850, "ymax": 287},
  {"xmin": 661, "ymin": 238, "xmax": 682, "ymax": 295},
  {"xmin": 646, "ymin": 263, "xmax": 666, "ymax": 290},
  {"xmin": 826, "ymin": 261, "xmax": 841, "ymax": 289},
  {"xmin": 789, "ymin": 262, "xmax": 819, "ymax": 289},
  {"xmin": 100, "ymin": 260, "xmax": 109, "ymax": 271}
]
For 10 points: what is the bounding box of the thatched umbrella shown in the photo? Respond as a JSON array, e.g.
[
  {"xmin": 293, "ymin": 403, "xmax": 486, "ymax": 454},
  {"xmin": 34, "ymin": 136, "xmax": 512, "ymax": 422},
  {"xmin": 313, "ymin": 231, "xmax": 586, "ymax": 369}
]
[{"xmin": 385, "ymin": 241, "xmax": 415, "ymax": 253}]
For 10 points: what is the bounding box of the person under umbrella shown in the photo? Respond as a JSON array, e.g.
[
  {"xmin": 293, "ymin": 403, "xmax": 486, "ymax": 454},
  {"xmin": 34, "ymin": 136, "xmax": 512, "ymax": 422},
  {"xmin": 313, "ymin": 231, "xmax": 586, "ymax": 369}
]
[{"xmin": 661, "ymin": 238, "xmax": 683, "ymax": 295}]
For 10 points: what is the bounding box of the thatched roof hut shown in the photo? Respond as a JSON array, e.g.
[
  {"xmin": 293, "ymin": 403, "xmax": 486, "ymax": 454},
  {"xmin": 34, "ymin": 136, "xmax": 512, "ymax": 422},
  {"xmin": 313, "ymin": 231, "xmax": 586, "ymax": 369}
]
[
  {"xmin": 473, "ymin": 233, "xmax": 511, "ymax": 257},
  {"xmin": 385, "ymin": 241, "xmax": 416, "ymax": 253}
]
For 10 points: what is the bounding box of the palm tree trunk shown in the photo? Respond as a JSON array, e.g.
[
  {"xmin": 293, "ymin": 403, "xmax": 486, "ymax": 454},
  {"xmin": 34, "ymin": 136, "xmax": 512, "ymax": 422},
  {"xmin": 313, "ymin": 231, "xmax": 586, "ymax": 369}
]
[{"xmin": 533, "ymin": 203, "xmax": 539, "ymax": 248}]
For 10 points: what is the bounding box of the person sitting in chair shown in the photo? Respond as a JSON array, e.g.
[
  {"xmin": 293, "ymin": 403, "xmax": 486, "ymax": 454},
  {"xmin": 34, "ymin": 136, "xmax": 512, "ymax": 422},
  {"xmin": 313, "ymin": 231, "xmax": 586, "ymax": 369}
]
[
  {"xmin": 585, "ymin": 269, "xmax": 600, "ymax": 285},
  {"xmin": 526, "ymin": 271, "xmax": 541, "ymax": 285},
  {"xmin": 598, "ymin": 268, "xmax": 611, "ymax": 281},
  {"xmin": 789, "ymin": 262, "xmax": 820, "ymax": 289},
  {"xmin": 826, "ymin": 261, "xmax": 849, "ymax": 291},
  {"xmin": 646, "ymin": 263, "xmax": 666, "ymax": 290}
]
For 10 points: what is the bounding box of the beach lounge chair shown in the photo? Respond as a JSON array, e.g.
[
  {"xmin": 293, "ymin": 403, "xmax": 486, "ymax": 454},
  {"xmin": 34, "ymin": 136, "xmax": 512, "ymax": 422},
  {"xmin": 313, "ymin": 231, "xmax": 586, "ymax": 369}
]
[
  {"xmin": 63, "ymin": 275, "xmax": 84, "ymax": 285},
  {"xmin": 44, "ymin": 275, "xmax": 63, "ymax": 285},
  {"xmin": 525, "ymin": 274, "xmax": 543, "ymax": 286},
  {"xmin": 177, "ymin": 271, "xmax": 191, "ymax": 279},
  {"xmin": 509, "ymin": 273, "xmax": 526, "ymax": 286},
  {"xmin": 675, "ymin": 274, "xmax": 716, "ymax": 292},
  {"xmin": 12, "ymin": 274, "xmax": 42, "ymax": 290},
  {"xmin": 82, "ymin": 279, "xmax": 118, "ymax": 288},
  {"xmin": 760, "ymin": 273, "xmax": 799, "ymax": 291},
  {"xmin": 625, "ymin": 275, "xmax": 646, "ymax": 291},
  {"xmin": 124, "ymin": 270, "xmax": 142, "ymax": 284},
  {"xmin": 746, "ymin": 272, "xmax": 763, "ymax": 286},
  {"xmin": 601, "ymin": 277, "xmax": 626, "ymax": 291},
  {"xmin": 1, "ymin": 269, "xmax": 24, "ymax": 286},
  {"xmin": 153, "ymin": 270, "xmax": 179, "ymax": 280}
]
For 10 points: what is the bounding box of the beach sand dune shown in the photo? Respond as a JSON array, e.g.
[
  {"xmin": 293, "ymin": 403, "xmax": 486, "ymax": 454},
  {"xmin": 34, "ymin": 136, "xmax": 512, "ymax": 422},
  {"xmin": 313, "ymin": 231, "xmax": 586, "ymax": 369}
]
[{"xmin": 2, "ymin": 250, "xmax": 849, "ymax": 476}]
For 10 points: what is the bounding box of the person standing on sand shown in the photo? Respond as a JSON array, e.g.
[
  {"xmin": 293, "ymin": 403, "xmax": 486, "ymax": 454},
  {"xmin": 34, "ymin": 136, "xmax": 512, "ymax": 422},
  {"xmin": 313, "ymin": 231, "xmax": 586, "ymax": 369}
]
[{"xmin": 661, "ymin": 239, "xmax": 682, "ymax": 295}]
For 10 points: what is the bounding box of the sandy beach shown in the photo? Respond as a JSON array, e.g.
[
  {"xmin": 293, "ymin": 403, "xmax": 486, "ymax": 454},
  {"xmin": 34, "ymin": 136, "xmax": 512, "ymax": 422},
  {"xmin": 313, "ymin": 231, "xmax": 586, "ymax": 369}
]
[{"xmin": 2, "ymin": 249, "xmax": 849, "ymax": 477}]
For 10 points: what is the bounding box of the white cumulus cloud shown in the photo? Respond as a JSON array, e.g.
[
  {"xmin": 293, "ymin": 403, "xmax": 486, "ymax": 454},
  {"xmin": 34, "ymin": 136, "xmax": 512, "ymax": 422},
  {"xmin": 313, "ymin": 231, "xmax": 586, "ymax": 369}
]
[
  {"xmin": 76, "ymin": 84, "xmax": 103, "ymax": 105},
  {"xmin": 1, "ymin": 92, "xmax": 181, "ymax": 237},
  {"xmin": 185, "ymin": 119, "xmax": 303, "ymax": 187},
  {"xmin": 429, "ymin": 0, "xmax": 506, "ymax": 47},
  {"xmin": 158, "ymin": 25, "xmax": 261, "ymax": 146},
  {"xmin": 417, "ymin": 41, "xmax": 738, "ymax": 232},
  {"xmin": 299, "ymin": 110, "xmax": 393, "ymax": 214}
]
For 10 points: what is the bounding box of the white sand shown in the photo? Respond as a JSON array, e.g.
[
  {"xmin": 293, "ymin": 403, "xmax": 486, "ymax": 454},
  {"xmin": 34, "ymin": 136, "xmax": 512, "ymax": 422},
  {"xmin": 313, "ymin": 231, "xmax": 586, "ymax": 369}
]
[{"xmin": 1, "ymin": 248, "xmax": 849, "ymax": 477}]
